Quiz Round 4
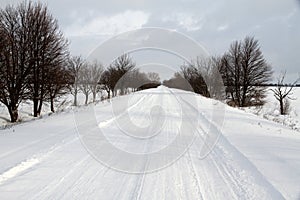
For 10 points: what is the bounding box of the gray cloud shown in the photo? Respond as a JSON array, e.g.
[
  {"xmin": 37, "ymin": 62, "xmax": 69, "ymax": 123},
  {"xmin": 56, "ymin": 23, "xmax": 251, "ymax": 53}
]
[{"xmin": 1, "ymin": 0, "xmax": 299, "ymax": 81}]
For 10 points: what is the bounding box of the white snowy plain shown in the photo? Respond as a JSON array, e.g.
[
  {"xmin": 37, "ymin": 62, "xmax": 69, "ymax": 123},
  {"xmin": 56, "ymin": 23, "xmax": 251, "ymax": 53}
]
[{"xmin": 0, "ymin": 86, "xmax": 299, "ymax": 199}]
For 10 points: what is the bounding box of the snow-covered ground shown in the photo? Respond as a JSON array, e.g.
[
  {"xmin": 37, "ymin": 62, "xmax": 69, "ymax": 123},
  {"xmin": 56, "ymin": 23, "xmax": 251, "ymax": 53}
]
[
  {"xmin": 244, "ymin": 87, "xmax": 300, "ymax": 132},
  {"xmin": 0, "ymin": 92, "xmax": 103, "ymax": 128},
  {"xmin": 0, "ymin": 86, "xmax": 299, "ymax": 199}
]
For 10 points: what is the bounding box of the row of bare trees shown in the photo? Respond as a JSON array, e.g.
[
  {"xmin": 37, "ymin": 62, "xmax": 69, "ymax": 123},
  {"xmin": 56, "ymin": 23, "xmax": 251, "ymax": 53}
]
[
  {"xmin": 3, "ymin": 1, "xmax": 294, "ymax": 124},
  {"xmin": 0, "ymin": 1, "xmax": 69, "ymax": 122},
  {"xmin": 99, "ymin": 54, "xmax": 161, "ymax": 98},
  {"xmin": 0, "ymin": 0, "xmax": 160, "ymax": 123},
  {"xmin": 164, "ymin": 36, "xmax": 273, "ymax": 107},
  {"xmin": 67, "ymin": 53, "xmax": 161, "ymax": 107},
  {"xmin": 165, "ymin": 36, "xmax": 299, "ymax": 115},
  {"xmin": 68, "ymin": 56, "xmax": 104, "ymax": 105}
]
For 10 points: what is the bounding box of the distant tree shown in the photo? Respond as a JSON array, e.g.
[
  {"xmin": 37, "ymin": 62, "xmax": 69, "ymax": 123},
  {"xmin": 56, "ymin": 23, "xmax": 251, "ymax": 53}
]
[
  {"xmin": 89, "ymin": 61, "xmax": 104, "ymax": 102},
  {"xmin": 184, "ymin": 56, "xmax": 226, "ymax": 98},
  {"xmin": 100, "ymin": 70, "xmax": 113, "ymax": 99},
  {"xmin": 147, "ymin": 72, "xmax": 160, "ymax": 83},
  {"xmin": 204, "ymin": 56, "xmax": 225, "ymax": 99},
  {"xmin": 46, "ymin": 64, "xmax": 71, "ymax": 112},
  {"xmin": 127, "ymin": 69, "xmax": 153, "ymax": 91},
  {"xmin": 180, "ymin": 62, "xmax": 209, "ymax": 97},
  {"xmin": 163, "ymin": 72, "xmax": 193, "ymax": 91},
  {"xmin": 68, "ymin": 56, "xmax": 85, "ymax": 106},
  {"xmin": 106, "ymin": 66, "xmax": 119, "ymax": 97},
  {"xmin": 78, "ymin": 64, "xmax": 92, "ymax": 105},
  {"xmin": 271, "ymin": 71, "xmax": 300, "ymax": 115},
  {"xmin": 109, "ymin": 54, "xmax": 136, "ymax": 96},
  {"xmin": 221, "ymin": 36, "xmax": 272, "ymax": 107}
]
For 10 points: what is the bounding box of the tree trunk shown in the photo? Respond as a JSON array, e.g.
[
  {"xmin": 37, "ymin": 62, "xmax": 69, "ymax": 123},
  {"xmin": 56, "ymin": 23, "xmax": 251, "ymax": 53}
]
[
  {"xmin": 74, "ymin": 90, "xmax": 77, "ymax": 106},
  {"xmin": 280, "ymin": 99, "xmax": 284, "ymax": 115},
  {"xmin": 241, "ymin": 86, "xmax": 247, "ymax": 107},
  {"xmin": 37, "ymin": 98, "xmax": 43, "ymax": 116},
  {"xmin": 93, "ymin": 92, "xmax": 96, "ymax": 102},
  {"xmin": 50, "ymin": 97, "xmax": 55, "ymax": 113},
  {"xmin": 33, "ymin": 98, "xmax": 39, "ymax": 117},
  {"xmin": 8, "ymin": 105, "xmax": 19, "ymax": 122},
  {"xmin": 230, "ymin": 92, "xmax": 236, "ymax": 106},
  {"xmin": 85, "ymin": 94, "xmax": 88, "ymax": 105}
]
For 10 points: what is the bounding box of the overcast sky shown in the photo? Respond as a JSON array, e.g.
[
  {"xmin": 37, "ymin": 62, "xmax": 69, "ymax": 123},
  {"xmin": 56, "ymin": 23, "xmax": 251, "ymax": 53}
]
[{"xmin": 1, "ymin": 0, "xmax": 300, "ymax": 81}]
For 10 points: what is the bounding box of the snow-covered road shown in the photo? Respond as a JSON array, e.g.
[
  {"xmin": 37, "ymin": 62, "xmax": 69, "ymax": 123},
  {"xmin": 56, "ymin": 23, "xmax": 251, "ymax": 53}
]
[{"xmin": 0, "ymin": 86, "xmax": 299, "ymax": 199}]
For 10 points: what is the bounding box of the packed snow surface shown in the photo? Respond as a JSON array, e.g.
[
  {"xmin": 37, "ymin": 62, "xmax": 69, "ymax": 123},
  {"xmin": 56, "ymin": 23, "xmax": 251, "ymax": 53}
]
[{"xmin": 0, "ymin": 86, "xmax": 299, "ymax": 199}]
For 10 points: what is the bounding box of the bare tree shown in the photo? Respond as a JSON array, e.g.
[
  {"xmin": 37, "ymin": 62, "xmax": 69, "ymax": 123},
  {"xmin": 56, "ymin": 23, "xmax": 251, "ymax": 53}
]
[
  {"xmin": 0, "ymin": 1, "xmax": 68, "ymax": 121},
  {"xmin": 0, "ymin": 4, "xmax": 32, "ymax": 122},
  {"xmin": 100, "ymin": 70, "xmax": 113, "ymax": 99},
  {"xmin": 132, "ymin": 69, "xmax": 148, "ymax": 91},
  {"xmin": 221, "ymin": 36, "xmax": 272, "ymax": 107},
  {"xmin": 163, "ymin": 72, "xmax": 193, "ymax": 91},
  {"xmin": 89, "ymin": 61, "xmax": 104, "ymax": 102},
  {"xmin": 23, "ymin": 2, "xmax": 69, "ymax": 117},
  {"xmin": 123, "ymin": 69, "xmax": 155, "ymax": 92},
  {"xmin": 187, "ymin": 56, "xmax": 224, "ymax": 98},
  {"xmin": 271, "ymin": 71, "xmax": 300, "ymax": 115},
  {"xmin": 110, "ymin": 54, "xmax": 135, "ymax": 95},
  {"xmin": 180, "ymin": 62, "xmax": 209, "ymax": 97},
  {"xmin": 147, "ymin": 72, "xmax": 160, "ymax": 83},
  {"xmin": 203, "ymin": 56, "xmax": 225, "ymax": 99},
  {"xmin": 46, "ymin": 64, "xmax": 71, "ymax": 112},
  {"xmin": 68, "ymin": 56, "xmax": 85, "ymax": 106},
  {"xmin": 79, "ymin": 64, "xmax": 92, "ymax": 105}
]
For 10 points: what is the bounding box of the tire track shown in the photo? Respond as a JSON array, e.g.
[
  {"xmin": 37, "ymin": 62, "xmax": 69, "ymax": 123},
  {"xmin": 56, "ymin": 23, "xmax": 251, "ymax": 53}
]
[
  {"xmin": 31, "ymin": 155, "xmax": 90, "ymax": 200},
  {"xmin": 176, "ymin": 90, "xmax": 284, "ymax": 199},
  {"xmin": 185, "ymin": 150, "xmax": 204, "ymax": 200},
  {"xmin": 98, "ymin": 93, "xmax": 152, "ymax": 128}
]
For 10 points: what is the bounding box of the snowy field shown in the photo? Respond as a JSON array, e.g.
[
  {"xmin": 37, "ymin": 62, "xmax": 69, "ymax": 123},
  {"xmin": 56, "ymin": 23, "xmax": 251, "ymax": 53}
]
[
  {"xmin": 0, "ymin": 86, "xmax": 299, "ymax": 199},
  {"xmin": 245, "ymin": 87, "xmax": 300, "ymax": 132}
]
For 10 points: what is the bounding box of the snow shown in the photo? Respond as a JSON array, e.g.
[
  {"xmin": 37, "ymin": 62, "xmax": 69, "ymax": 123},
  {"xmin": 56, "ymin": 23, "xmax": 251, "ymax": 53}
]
[
  {"xmin": 244, "ymin": 87, "xmax": 300, "ymax": 132},
  {"xmin": 0, "ymin": 158, "xmax": 39, "ymax": 185},
  {"xmin": 0, "ymin": 86, "xmax": 299, "ymax": 199}
]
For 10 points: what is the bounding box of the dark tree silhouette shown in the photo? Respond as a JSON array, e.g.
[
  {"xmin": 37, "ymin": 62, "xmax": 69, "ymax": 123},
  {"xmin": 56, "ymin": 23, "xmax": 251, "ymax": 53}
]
[
  {"xmin": 46, "ymin": 64, "xmax": 71, "ymax": 113},
  {"xmin": 108, "ymin": 54, "xmax": 136, "ymax": 96},
  {"xmin": 180, "ymin": 63, "xmax": 209, "ymax": 97},
  {"xmin": 221, "ymin": 36, "xmax": 272, "ymax": 107},
  {"xmin": 163, "ymin": 72, "xmax": 194, "ymax": 92},
  {"xmin": 100, "ymin": 70, "xmax": 113, "ymax": 99},
  {"xmin": 24, "ymin": 2, "xmax": 68, "ymax": 117},
  {"xmin": 0, "ymin": 4, "xmax": 32, "ymax": 122},
  {"xmin": 0, "ymin": 2, "xmax": 69, "ymax": 121},
  {"xmin": 271, "ymin": 71, "xmax": 300, "ymax": 115}
]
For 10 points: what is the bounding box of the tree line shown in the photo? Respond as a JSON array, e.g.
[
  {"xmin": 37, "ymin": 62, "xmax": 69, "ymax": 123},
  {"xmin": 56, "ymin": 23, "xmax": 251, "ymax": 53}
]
[
  {"xmin": 69, "ymin": 54, "xmax": 160, "ymax": 106},
  {"xmin": 0, "ymin": 1, "xmax": 160, "ymax": 122},
  {"xmin": 164, "ymin": 36, "xmax": 299, "ymax": 114},
  {"xmin": 0, "ymin": 1, "xmax": 69, "ymax": 122},
  {"xmin": 164, "ymin": 36, "xmax": 273, "ymax": 107},
  {"xmin": 1, "ymin": 1, "xmax": 298, "ymax": 123}
]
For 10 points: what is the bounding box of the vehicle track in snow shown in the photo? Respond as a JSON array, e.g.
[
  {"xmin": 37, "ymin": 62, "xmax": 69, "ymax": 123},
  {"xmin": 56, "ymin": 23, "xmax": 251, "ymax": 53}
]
[
  {"xmin": 0, "ymin": 87, "xmax": 287, "ymax": 199},
  {"xmin": 176, "ymin": 90, "xmax": 284, "ymax": 199}
]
